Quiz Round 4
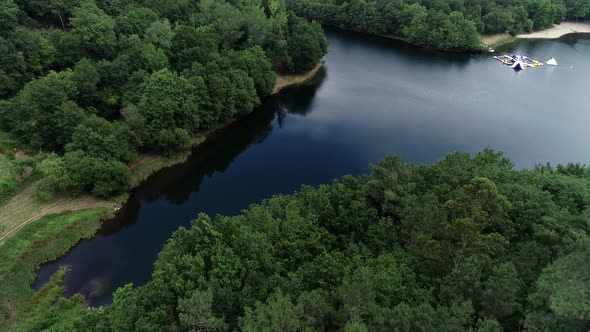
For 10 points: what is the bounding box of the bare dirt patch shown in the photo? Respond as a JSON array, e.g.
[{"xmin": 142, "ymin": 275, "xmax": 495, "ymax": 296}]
[{"xmin": 273, "ymin": 63, "xmax": 323, "ymax": 94}]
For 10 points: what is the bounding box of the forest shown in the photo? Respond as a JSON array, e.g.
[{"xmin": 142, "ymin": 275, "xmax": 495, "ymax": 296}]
[
  {"xmin": 9, "ymin": 150, "xmax": 590, "ymax": 331},
  {"xmin": 289, "ymin": 0, "xmax": 590, "ymax": 50},
  {"xmin": 2, "ymin": 0, "xmax": 590, "ymax": 331},
  {"xmin": 0, "ymin": 0, "xmax": 327, "ymax": 200},
  {"xmin": 1, "ymin": 0, "xmax": 589, "ymax": 200}
]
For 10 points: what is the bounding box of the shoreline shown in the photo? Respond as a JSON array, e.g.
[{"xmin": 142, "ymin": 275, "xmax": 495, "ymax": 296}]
[
  {"xmin": 382, "ymin": 34, "xmax": 474, "ymax": 53},
  {"xmin": 482, "ymin": 22, "xmax": 590, "ymax": 48},
  {"xmin": 517, "ymin": 22, "xmax": 590, "ymax": 39},
  {"xmin": 0, "ymin": 64, "xmax": 324, "ymax": 246},
  {"xmin": 273, "ymin": 63, "xmax": 324, "ymax": 94},
  {"xmin": 0, "ymin": 63, "xmax": 326, "ymax": 327}
]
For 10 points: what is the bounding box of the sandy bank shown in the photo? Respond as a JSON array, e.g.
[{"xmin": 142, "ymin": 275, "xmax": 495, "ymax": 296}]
[
  {"xmin": 481, "ymin": 33, "xmax": 511, "ymax": 47},
  {"xmin": 273, "ymin": 63, "xmax": 323, "ymax": 94},
  {"xmin": 480, "ymin": 22, "xmax": 590, "ymax": 49},
  {"xmin": 518, "ymin": 22, "xmax": 590, "ymax": 39}
]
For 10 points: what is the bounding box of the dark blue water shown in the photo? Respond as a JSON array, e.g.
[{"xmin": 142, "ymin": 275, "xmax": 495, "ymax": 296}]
[{"xmin": 33, "ymin": 30, "xmax": 590, "ymax": 306}]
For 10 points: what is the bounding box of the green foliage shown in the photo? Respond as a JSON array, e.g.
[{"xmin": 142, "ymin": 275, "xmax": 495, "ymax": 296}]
[
  {"xmin": 140, "ymin": 42, "xmax": 169, "ymax": 72},
  {"xmin": 344, "ymin": 317, "xmax": 369, "ymax": 332},
  {"xmin": 66, "ymin": 115, "xmax": 136, "ymax": 163},
  {"xmin": 240, "ymin": 291, "xmax": 309, "ymax": 331},
  {"xmin": 89, "ymin": 158, "xmax": 131, "ymax": 197},
  {"xmin": 35, "ymin": 151, "xmax": 131, "ymax": 199},
  {"xmin": 289, "ymin": 0, "xmax": 583, "ymax": 51},
  {"xmin": 45, "ymin": 151, "xmax": 590, "ymax": 331},
  {"xmin": 178, "ymin": 288, "xmax": 227, "ymax": 331},
  {"xmin": 225, "ymin": 46, "xmax": 276, "ymax": 97},
  {"xmin": 0, "ymin": 209, "xmax": 110, "ymax": 329},
  {"xmin": 70, "ymin": 0, "xmax": 117, "ymax": 57},
  {"xmin": 9, "ymin": 28, "xmax": 56, "ymax": 77},
  {"xmin": 155, "ymin": 128, "xmax": 192, "ymax": 156},
  {"xmin": 4, "ymin": 0, "xmax": 326, "ymax": 202},
  {"xmin": 138, "ymin": 69, "xmax": 205, "ymax": 149},
  {"xmin": 171, "ymin": 24, "xmax": 220, "ymax": 71},
  {"xmin": 0, "ymin": 37, "xmax": 28, "ymax": 98},
  {"xmin": 565, "ymin": 0, "xmax": 590, "ymax": 18},
  {"xmin": 34, "ymin": 153, "xmax": 70, "ymax": 200},
  {"xmin": 144, "ymin": 19, "xmax": 175, "ymax": 50},
  {"xmin": 0, "ymin": 154, "xmax": 19, "ymax": 200},
  {"xmin": 286, "ymin": 16, "xmax": 328, "ymax": 72},
  {"xmin": 15, "ymin": 0, "xmax": 81, "ymax": 20},
  {"xmin": 0, "ymin": 174, "xmax": 18, "ymax": 199},
  {"xmin": 0, "ymin": 1, "xmax": 19, "ymax": 34},
  {"xmin": 142, "ymin": 0, "xmax": 191, "ymax": 22},
  {"xmin": 0, "ymin": 5, "xmax": 332, "ymax": 329},
  {"xmin": 12, "ymin": 70, "xmax": 78, "ymax": 151},
  {"xmin": 73, "ymin": 58, "xmax": 100, "ymax": 105},
  {"xmin": 527, "ymin": 240, "xmax": 590, "ymax": 323},
  {"xmin": 114, "ymin": 6, "xmax": 159, "ymax": 35},
  {"xmin": 205, "ymin": 68, "xmax": 259, "ymax": 124},
  {"xmin": 13, "ymin": 268, "xmax": 87, "ymax": 332}
]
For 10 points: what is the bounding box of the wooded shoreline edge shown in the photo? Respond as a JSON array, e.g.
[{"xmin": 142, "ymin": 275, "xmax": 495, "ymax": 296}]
[{"xmin": 0, "ymin": 63, "xmax": 324, "ymax": 329}]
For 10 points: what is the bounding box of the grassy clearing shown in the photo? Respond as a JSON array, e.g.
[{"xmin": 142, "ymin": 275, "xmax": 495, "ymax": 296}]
[
  {"xmin": 0, "ymin": 180, "xmax": 112, "ymax": 244},
  {"xmin": 0, "ymin": 173, "xmax": 39, "ymax": 211},
  {"xmin": 0, "ymin": 208, "xmax": 112, "ymax": 330},
  {"xmin": 129, "ymin": 152, "xmax": 191, "ymax": 189},
  {"xmin": 0, "ymin": 150, "xmax": 35, "ymax": 207}
]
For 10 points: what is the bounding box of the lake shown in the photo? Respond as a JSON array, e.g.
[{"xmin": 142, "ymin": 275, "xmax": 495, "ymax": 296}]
[{"xmin": 33, "ymin": 29, "xmax": 590, "ymax": 306}]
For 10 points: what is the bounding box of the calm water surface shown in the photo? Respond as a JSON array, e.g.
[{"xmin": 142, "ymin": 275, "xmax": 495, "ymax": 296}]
[{"xmin": 34, "ymin": 30, "xmax": 590, "ymax": 306}]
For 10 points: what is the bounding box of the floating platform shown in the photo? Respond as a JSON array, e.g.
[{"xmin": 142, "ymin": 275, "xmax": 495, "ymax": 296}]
[{"xmin": 494, "ymin": 54, "xmax": 543, "ymax": 71}]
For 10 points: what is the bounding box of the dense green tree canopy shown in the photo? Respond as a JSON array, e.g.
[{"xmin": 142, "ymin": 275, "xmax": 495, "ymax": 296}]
[
  {"xmin": 0, "ymin": 0, "xmax": 327, "ymax": 199},
  {"xmin": 21, "ymin": 150, "xmax": 590, "ymax": 331},
  {"xmin": 288, "ymin": 0, "xmax": 587, "ymax": 50},
  {"xmin": 138, "ymin": 68, "xmax": 205, "ymax": 146},
  {"xmin": 70, "ymin": 1, "xmax": 117, "ymax": 58},
  {"xmin": 3, "ymin": 1, "xmax": 589, "ymax": 329}
]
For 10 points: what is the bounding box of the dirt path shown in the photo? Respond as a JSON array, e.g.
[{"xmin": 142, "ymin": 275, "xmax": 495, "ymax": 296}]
[{"xmin": 0, "ymin": 185, "xmax": 114, "ymax": 245}]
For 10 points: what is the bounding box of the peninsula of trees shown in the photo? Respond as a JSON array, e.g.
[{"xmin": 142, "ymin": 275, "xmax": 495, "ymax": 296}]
[
  {"xmin": 289, "ymin": 0, "xmax": 590, "ymax": 50},
  {"xmin": 0, "ymin": 0, "xmax": 327, "ymax": 200},
  {"xmin": 14, "ymin": 150, "xmax": 590, "ymax": 331}
]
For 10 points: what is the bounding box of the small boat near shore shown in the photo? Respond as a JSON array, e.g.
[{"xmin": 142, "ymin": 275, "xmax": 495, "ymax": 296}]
[{"xmin": 494, "ymin": 54, "xmax": 543, "ymax": 71}]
